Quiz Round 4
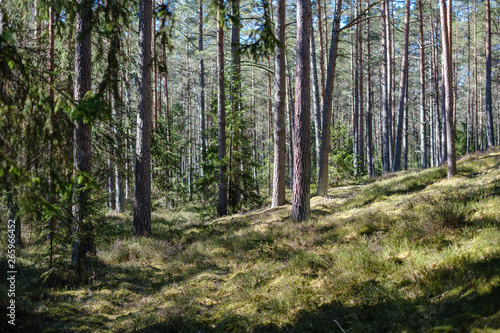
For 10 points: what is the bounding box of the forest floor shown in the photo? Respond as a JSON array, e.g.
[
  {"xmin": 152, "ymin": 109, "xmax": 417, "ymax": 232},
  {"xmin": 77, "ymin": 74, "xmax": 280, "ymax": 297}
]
[{"xmin": 2, "ymin": 149, "xmax": 500, "ymax": 332}]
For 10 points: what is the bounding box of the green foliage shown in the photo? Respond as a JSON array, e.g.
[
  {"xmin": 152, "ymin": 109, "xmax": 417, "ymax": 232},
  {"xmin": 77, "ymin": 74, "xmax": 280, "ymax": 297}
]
[
  {"xmin": 152, "ymin": 111, "xmax": 183, "ymax": 206},
  {"xmin": 196, "ymin": 75, "xmax": 262, "ymax": 216},
  {"xmin": 328, "ymin": 124, "xmax": 355, "ymax": 184}
]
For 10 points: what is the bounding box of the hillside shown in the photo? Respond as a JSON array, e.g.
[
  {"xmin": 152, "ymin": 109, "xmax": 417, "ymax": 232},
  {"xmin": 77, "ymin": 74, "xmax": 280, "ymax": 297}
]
[{"xmin": 3, "ymin": 149, "xmax": 500, "ymax": 332}]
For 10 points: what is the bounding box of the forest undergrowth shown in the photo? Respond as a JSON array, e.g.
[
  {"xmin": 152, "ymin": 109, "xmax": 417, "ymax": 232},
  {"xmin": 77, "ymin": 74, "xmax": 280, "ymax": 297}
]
[{"xmin": 1, "ymin": 149, "xmax": 500, "ymax": 332}]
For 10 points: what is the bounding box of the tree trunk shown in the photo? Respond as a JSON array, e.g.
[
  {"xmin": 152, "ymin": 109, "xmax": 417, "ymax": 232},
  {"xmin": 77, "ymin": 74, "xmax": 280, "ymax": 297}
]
[
  {"xmin": 217, "ymin": 0, "xmax": 227, "ymax": 217},
  {"xmin": 317, "ymin": 0, "xmax": 326, "ymax": 99},
  {"xmin": 474, "ymin": 0, "xmax": 478, "ymax": 152},
  {"xmin": 310, "ymin": 25, "xmax": 322, "ymax": 181},
  {"xmin": 317, "ymin": 0, "xmax": 342, "ymax": 196},
  {"xmin": 366, "ymin": 9, "xmax": 374, "ymax": 178},
  {"xmin": 380, "ymin": 0, "xmax": 390, "ymax": 173},
  {"xmin": 133, "ymin": 0, "xmax": 153, "ymax": 236},
  {"xmin": 291, "ymin": 0, "xmax": 312, "ymax": 221},
  {"xmin": 272, "ymin": 0, "xmax": 286, "ymax": 207},
  {"xmin": 485, "ymin": 0, "xmax": 494, "ymax": 148},
  {"xmin": 72, "ymin": 0, "xmax": 95, "ymax": 264},
  {"xmin": 386, "ymin": 0, "xmax": 394, "ymax": 169},
  {"xmin": 229, "ymin": 0, "xmax": 241, "ymax": 210},
  {"xmin": 358, "ymin": 17, "xmax": 364, "ymax": 175},
  {"xmin": 418, "ymin": 0, "xmax": 427, "ymax": 169},
  {"xmin": 439, "ymin": 0, "xmax": 456, "ymax": 178},
  {"xmin": 199, "ymin": 0, "xmax": 206, "ymax": 173},
  {"xmin": 251, "ymin": 69, "xmax": 260, "ymax": 195},
  {"xmin": 286, "ymin": 54, "xmax": 295, "ymax": 189},
  {"xmin": 392, "ymin": 0, "xmax": 410, "ymax": 172},
  {"xmin": 353, "ymin": 3, "xmax": 359, "ymax": 177}
]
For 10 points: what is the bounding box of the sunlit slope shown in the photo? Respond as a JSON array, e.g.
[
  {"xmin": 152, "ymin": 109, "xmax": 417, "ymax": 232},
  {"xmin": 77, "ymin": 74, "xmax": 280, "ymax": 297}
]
[{"xmin": 15, "ymin": 149, "xmax": 500, "ymax": 332}]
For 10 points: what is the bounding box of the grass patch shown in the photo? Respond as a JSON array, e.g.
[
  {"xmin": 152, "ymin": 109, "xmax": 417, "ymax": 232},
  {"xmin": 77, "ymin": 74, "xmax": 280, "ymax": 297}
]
[{"xmin": 1, "ymin": 149, "xmax": 499, "ymax": 332}]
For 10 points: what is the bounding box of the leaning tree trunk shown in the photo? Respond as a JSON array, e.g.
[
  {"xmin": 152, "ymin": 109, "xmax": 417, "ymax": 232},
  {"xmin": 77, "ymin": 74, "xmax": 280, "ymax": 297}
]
[
  {"xmin": 72, "ymin": 0, "xmax": 95, "ymax": 264},
  {"xmin": 133, "ymin": 0, "xmax": 153, "ymax": 236},
  {"xmin": 291, "ymin": 0, "xmax": 312, "ymax": 221},
  {"xmin": 272, "ymin": 0, "xmax": 286, "ymax": 207},
  {"xmin": 317, "ymin": 0, "xmax": 342, "ymax": 197}
]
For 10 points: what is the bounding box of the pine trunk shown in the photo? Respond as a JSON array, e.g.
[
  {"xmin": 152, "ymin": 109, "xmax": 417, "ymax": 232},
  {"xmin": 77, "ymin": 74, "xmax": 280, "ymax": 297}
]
[
  {"xmin": 439, "ymin": 0, "xmax": 456, "ymax": 178},
  {"xmin": 317, "ymin": 0, "xmax": 342, "ymax": 196},
  {"xmin": 133, "ymin": 0, "xmax": 153, "ymax": 236},
  {"xmin": 380, "ymin": 0, "xmax": 390, "ymax": 173},
  {"xmin": 310, "ymin": 26, "xmax": 322, "ymax": 181},
  {"xmin": 418, "ymin": 0, "xmax": 427, "ymax": 169},
  {"xmin": 366, "ymin": 9, "xmax": 374, "ymax": 178},
  {"xmin": 291, "ymin": 0, "xmax": 312, "ymax": 221},
  {"xmin": 72, "ymin": 0, "xmax": 95, "ymax": 264},
  {"xmin": 272, "ymin": 0, "xmax": 286, "ymax": 207},
  {"xmin": 485, "ymin": 0, "xmax": 494, "ymax": 148},
  {"xmin": 199, "ymin": 0, "xmax": 206, "ymax": 173},
  {"xmin": 392, "ymin": 0, "xmax": 410, "ymax": 172},
  {"xmin": 217, "ymin": 0, "xmax": 227, "ymax": 217}
]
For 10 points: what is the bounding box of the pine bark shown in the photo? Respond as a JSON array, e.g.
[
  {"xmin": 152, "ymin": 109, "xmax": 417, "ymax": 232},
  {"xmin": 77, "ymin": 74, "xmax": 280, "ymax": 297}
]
[
  {"xmin": 291, "ymin": 0, "xmax": 312, "ymax": 221},
  {"xmin": 393, "ymin": 0, "xmax": 410, "ymax": 172},
  {"xmin": 439, "ymin": 0, "xmax": 456, "ymax": 178},
  {"xmin": 418, "ymin": 0, "xmax": 427, "ymax": 169},
  {"xmin": 317, "ymin": 0, "xmax": 326, "ymax": 99},
  {"xmin": 272, "ymin": 0, "xmax": 286, "ymax": 207},
  {"xmin": 317, "ymin": 0, "xmax": 342, "ymax": 196},
  {"xmin": 229, "ymin": 0, "xmax": 241, "ymax": 210},
  {"xmin": 72, "ymin": 0, "xmax": 95, "ymax": 264},
  {"xmin": 380, "ymin": 0, "xmax": 390, "ymax": 173},
  {"xmin": 310, "ymin": 26, "xmax": 322, "ymax": 180},
  {"xmin": 217, "ymin": 0, "xmax": 227, "ymax": 217},
  {"xmin": 133, "ymin": 0, "xmax": 153, "ymax": 236},
  {"xmin": 366, "ymin": 10, "xmax": 374, "ymax": 178},
  {"xmin": 485, "ymin": 0, "xmax": 494, "ymax": 148},
  {"xmin": 199, "ymin": 0, "xmax": 206, "ymax": 173}
]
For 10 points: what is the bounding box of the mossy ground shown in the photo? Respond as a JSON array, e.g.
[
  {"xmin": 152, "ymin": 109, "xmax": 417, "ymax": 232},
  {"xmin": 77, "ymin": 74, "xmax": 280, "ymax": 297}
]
[{"xmin": 2, "ymin": 149, "xmax": 500, "ymax": 332}]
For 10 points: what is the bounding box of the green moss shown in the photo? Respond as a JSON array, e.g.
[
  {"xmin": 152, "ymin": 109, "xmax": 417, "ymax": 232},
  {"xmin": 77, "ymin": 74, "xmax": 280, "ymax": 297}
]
[{"xmin": 11, "ymin": 150, "xmax": 500, "ymax": 332}]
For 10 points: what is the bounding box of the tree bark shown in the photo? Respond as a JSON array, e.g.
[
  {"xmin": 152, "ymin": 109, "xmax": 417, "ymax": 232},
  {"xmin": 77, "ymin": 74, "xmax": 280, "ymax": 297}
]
[
  {"xmin": 474, "ymin": 0, "xmax": 478, "ymax": 151},
  {"xmin": 317, "ymin": 0, "xmax": 342, "ymax": 196},
  {"xmin": 133, "ymin": 0, "xmax": 153, "ymax": 236},
  {"xmin": 72, "ymin": 0, "xmax": 95, "ymax": 264},
  {"xmin": 366, "ymin": 9, "xmax": 374, "ymax": 178},
  {"xmin": 439, "ymin": 0, "xmax": 456, "ymax": 178},
  {"xmin": 380, "ymin": 0, "xmax": 390, "ymax": 173},
  {"xmin": 272, "ymin": 0, "xmax": 286, "ymax": 207},
  {"xmin": 418, "ymin": 0, "xmax": 427, "ymax": 169},
  {"xmin": 217, "ymin": 0, "xmax": 227, "ymax": 217},
  {"xmin": 291, "ymin": 0, "xmax": 312, "ymax": 221},
  {"xmin": 317, "ymin": 0, "xmax": 326, "ymax": 101},
  {"xmin": 392, "ymin": 0, "xmax": 410, "ymax": 172},
  {"xmin": 229, "ymin": 0, "xmax": 241, "ymax": 210},
  {"xmin": 286, "ymin": 54, "xmax": 295, "ymax": 189},
  {"xmin": 199, "ymin": 0, "xmax": 206, "ymax": 173},
  {"xmin": 353, "ymin": 3, "xmax": 359, "ymax": 176},
  {"xmin": 485, "ymin": 0, "xmax": 494, "ymax": 148},
  {"xmin": 310, "ymin": 25, "xmax": 322, "ymax": 181}
]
